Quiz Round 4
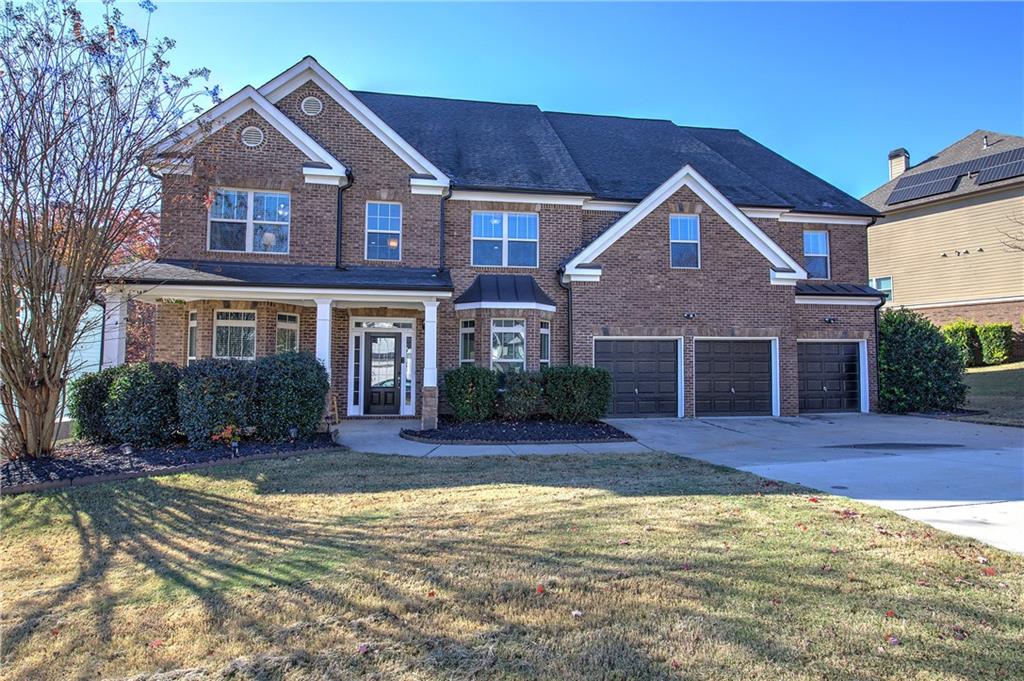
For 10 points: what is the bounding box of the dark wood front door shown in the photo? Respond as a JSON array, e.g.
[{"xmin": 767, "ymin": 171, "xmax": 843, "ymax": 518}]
[{"xmin": 365, "ymin": 333, "xmax": 401, "ymax": 415}]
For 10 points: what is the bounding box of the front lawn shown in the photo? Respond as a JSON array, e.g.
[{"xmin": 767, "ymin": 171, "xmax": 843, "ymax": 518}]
[
  {"xmin": 952, "ymin": 361, "xmax": 1024, "ymax": 427},
  {"xmin": 1, "ymin": 451, "xmax": 1021, "ymax": 680}
]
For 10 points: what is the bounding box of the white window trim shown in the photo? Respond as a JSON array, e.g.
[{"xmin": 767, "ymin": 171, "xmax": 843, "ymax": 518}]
[
  {"xmin": 212, "ymin": 309, "xmax": 257, "ymax": 360},
  {"xmin": 186, "ymin": 310, "xmax": 198, "ymax": 364},
  {"xmin": 803, "ymin": 230, "xmax": 831, "ymax": 280},
  {"xmin": 460, "ymin": 320, "xmax": 476, "ymax": 364},
  {"xmin": 207, "ymin": 188, "xmax": 291, "ymax": 255},
  {"xmin": 276, "ymin": 312, "xmax": 300, "ymax": 352},
  {"xmin": 471, "ymin": 211, "xmax": 539, "ymax": 268},
  {"xmin": 669, "ymin": 213, "xmax": 701, "ymax": 269},
  {"xmin": 490, "ymin": 318, "xmax": 527, "ymax": 371},
  {"xmin": 539, "ymin": 320, "xmax": 551, "ymax": 367},
  {"xmin": 347, "ymin": 317, "xmax": 417, "ymax": 417},
  {"xmin": 869, "ymin": 275, "xmax": 894, "ymax": 302},
  {"xmin": 364, "ymin": 201, "xmax": 403, "ymax": 262}
]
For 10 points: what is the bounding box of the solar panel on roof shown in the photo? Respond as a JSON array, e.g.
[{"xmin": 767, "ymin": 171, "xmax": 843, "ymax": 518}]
[
  {"xmin": 976, "ymin": 159, "xmax": 1024, "ymax": 185},
  {"xmin": 887, "ymin": 176, "xmax": 958, "ymax": 204}
]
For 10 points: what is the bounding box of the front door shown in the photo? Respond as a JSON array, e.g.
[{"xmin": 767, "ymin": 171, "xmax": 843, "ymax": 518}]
[{"xmin": 365, "ymin": 333, "xmax": 401, "ymax": 415}]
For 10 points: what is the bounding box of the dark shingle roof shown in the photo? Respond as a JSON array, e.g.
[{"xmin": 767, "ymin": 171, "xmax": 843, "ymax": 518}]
[
  {"xmin": 862, "ymin": 130, "xmax": 1024, "ymax": 212},
  {"xmin": 352, "ymin": 91, "xmax": 878, "ymax": 217},
  {"xmin": 795, "ymin": 282, "xmax": 884, "ymax": 298},
  {"xmin": 454, "ymin": 275, "xmax": 555, "ymax": 308},
  {"xmin": 105, "ymin": 259, "xmax": 453, "ymax": 291}
]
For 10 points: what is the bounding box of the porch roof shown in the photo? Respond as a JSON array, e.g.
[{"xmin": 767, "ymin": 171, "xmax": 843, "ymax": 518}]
[
  {"xmin": 795, "ymin": 282, "xmax": 884, "ymax": 298},
  {"xmin": 454, "ymin": 274, "xmax": 556, "ymax": 312},
  {"xmin": 104, "ymin": 259, "xmax": 454, "ymax": 292}
]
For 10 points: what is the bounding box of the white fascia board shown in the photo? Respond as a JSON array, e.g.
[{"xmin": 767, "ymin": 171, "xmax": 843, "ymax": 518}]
[
  {"xmin": 453, "ymin": 301, "xmax": 557, "ymax": 312},
  {"xmin": 563, "ymin": 164, "xmax": 808, "ymax": 281},
  {"xmin": 778, "ymin": 212, "xmax": 875, "ymax": 226},
  {"xmin": 150, "ymin": 158, "xmax": 193, "ymax": 176},
  {"xmin": 560, "ymin": 269, "xmax": 602, "ymax": 283},
  {"xmin": 795, "ymin": 295, "xmax": 882, "ymax": 306},
  {"xmin": 448, "ymin": 190, "xmax": 589, "ymax": 206},
  {"xmin": 582, "ymin": 199, "xmax": 635, "ymax": 212},
  {"xmin": 112, "ymin": 283, "xmax": 451, "ymax": 305},
  {"xmin": 740, "ymin": 207, "xmax": 788, "ymax": 219},
  {"xmin": 410, "ymin": 177, "xmax": 449, "ymax": 195},
  {"xmin": 258, "ymin": 57, "xmax": 450, "ymax": 186},
  {"xmin": 152, "ymin": 86, "xmax": 348, "ymax": 183}
]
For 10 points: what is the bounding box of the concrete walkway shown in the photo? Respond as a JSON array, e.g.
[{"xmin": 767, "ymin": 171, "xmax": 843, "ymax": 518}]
[{"xmin": 610, "ymin": 414, "xmax": 1024, "ymax": 554}]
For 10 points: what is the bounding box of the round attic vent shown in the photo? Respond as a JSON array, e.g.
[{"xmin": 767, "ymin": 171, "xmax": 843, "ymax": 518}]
[
  {"xmin": 300, "ymin": 96, "xmax": 324, "ymax": 117},
  {"xmin": 240, "ymin": 125, "xmax": 265, "ymax": 148}
]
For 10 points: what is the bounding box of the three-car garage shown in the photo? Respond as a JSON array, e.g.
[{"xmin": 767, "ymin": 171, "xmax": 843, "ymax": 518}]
[{"xmin": 594, "ymin": 337, "xmax": 866, "ymax": 417}]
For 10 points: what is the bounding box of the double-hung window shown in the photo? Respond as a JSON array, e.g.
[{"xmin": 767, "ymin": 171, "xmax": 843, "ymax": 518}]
[
  {"xmin": 276, "ymin": 313, "xmax": 299, "ymax": 353},
  {"xmin": 539, "ymin": 321, "xmax": 551, "ymax": 367},
  {"xmin": 208, "ymin": 188, "xmax": 290, "ymax": 254},
  {"xmin": 460, "ymin": 320, "xmax": 476, "ymax": 364},
  {"xmin": 213, "ymin": 310, "xmax": 256, "ymax": 359},
  {"xmin": 669, "ymin": 215, "xmax": 700, "ymax": 268},
  {"xmin": 869, "ymin": 276, "xmax": 893, "ymax": 301},
  {"xmin": 491, "ymin": 319, "xmax": 526, "ymax": 373},
  {"xmin": 186, "ymin": 311, "xmax": 198, "ymax": 364},
  {"xmin": 472, "ymin": 212, "xmax": 538, "ymax": 267},
  {"xmin": 803, "ymin": 230, "xmax": 830, "ymax": 279},
  {"xmin": 366, "ymin": 202, "xmax": 402, "ymax": 261}
]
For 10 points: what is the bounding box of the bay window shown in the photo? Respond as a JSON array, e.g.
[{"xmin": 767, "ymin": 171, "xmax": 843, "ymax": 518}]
[
  {"xmin": 460, "ymin": 320, "xmax": 476, "ymax": 364},
  {"xmin": 539, "ymin": 321, "xmax": 551, "ymax": 367},
  {"xmin": 276, "ymin": 313, "xmax": 299, "ymax": 353},
  {"xmin": 208, "ymin": 188, "xmax": 290, "ymax": 254},
  {"xmin": 491, "ymin": 319, "xmax": 526, "ymax": 372},
  {"xmin": 472, "ymin": 212, "xmax": 538, "ymax": 267},
  {"xmin": 213, "ymin": 310, "xmax": 256, "ymax": 359}
]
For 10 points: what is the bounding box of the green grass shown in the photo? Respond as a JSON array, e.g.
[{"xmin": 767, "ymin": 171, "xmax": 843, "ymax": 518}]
[
  {"xmin": 2, "ymin": 450, "xmax": 1022, "ymax": 680},
  {"xmin": 953, "ymin": 361, "xmax": 1024, "ymax": 427}
]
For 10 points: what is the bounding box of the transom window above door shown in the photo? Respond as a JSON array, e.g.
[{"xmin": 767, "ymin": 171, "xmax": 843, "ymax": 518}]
[
  {"xmin": 366, "ymin": 202, "xmax": 402, "ymax": 261},
  {"xmin": 472, "ymin": 212, "xmax": 538, "ymax": 267},
  {"xmin": 208, "ymin": 189, "xmax": 290, "ymax": 254}
]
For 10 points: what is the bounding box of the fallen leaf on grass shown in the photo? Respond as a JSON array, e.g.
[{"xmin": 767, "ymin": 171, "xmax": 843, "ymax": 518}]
[
  {"xmin": 148, "ymin": 640, "xmax": 164, "ymax": 649},
  {"xmin": 50, "ymin": 628, "xmax": 59, "ymax": 637},
  {"xmin": 952, "ymin": 627, "xmax": 969, "ymax": 641},
  {"xmin": 671, "ymin": 660, "xmax": 681, "ymax": 670},
  {"xmin": 884, "ymin": 634, "xmax": 901, "ymax": 646},
  {"xmin": 834, "ymin": 508, "xmax": 860, "ymax": 520},
  {"xmin": 796, "ymin": 523, "xmax": 808, "ymax": 532},
  {"xmin": 618, "ymin": 538, "xmax": 631, "ymax": 545},
  {"xmin": 885, "ymin": 610, "xmax": 896, "ymax": 618},
  {"xmin": 982, "ymin": 567, "xmax": 997, "ymax": 576},
  {"xmin": 808, "ymin": 497, "xmax": 819, "ymax": 503},
  {"xmin": 977, "ymin": 555, "xmax": 988, "ymax": 564},
  {"xmin": 571, "ymin": 609, "xmax": 583, "ymax": 618},
  {"xmin": 357, "ymin": 643, "xmax": 370, "ymax": 655},
  {"xmin": 427, "ymin": 591, "xmax": 436, "ymax": 598},
  {"xmin": 536, "ymin": 584, "xmax": 545, "ymax": 594},
  {"xmin": 679, "ymin": 563, "xmax": 694, "ymax": 571}
]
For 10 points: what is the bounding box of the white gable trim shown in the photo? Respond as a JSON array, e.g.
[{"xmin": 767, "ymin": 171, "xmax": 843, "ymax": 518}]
[
  {"xmin": 259, "ymin": 57, "xmax": 450, "ymax": 187},
  {"xmin": 562, "ymin": 165, "xmax": 808, "ymax": 283},
  {"xmin": 153, "ymin": 86, "xmax": 348, "ymax": 186},
  {"xmin": 779, "ymin": 212, "xmax": 874, "ymax": 226}
]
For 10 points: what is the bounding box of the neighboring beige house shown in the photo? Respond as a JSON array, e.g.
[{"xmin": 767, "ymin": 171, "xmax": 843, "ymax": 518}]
[{"xmin": 862, "ymin": 130, "xmax": 1024, "ymax": 350}]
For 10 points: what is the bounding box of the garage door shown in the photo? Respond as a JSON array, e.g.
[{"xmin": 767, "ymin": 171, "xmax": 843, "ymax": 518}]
[
  {"xmin": 694, "ymin": 340, "xmax": 772, "ymax": 416},
  {"xmin": 594, "ymin": 339, "xmax": 678, "ymax": 417},
  {"xmin": 798, "ymin": 342, "xmax": 860, "ymax": 413}
]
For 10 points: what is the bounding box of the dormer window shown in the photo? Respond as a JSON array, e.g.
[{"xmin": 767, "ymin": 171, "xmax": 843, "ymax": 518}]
[{"xmin": 208, "ymin": 188, "xmax": 290, "ymax": 254}]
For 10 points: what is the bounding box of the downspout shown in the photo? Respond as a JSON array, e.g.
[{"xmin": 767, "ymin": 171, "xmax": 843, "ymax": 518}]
[
  {"xmin": 438, "ymin": 184, "xmax": 452, "ymax": 271},
  {"xmin": 558, "ymin": 268, "xmax": 573, "ymax": 365},
  {"xmin": 873, "ymin": 296, "xmax": 885, "ymax": 412},
  {"xmin": 335, "ymin": 171, "xmax": 353, "ymax": 270}
]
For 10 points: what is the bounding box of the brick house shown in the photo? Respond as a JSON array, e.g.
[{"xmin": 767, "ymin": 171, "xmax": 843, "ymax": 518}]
[
  {"xmin": 862, "ymin": 131, "xmax": 1024, "ymax": 355},
  {"xmin": 101, "ymin": 57, "xmax": 884, "ymax": 429}
]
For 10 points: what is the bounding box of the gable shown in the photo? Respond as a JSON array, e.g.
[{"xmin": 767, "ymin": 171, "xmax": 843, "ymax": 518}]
[
  {"xmin": 562, "ymin": 165, "xmax": 807, "ymax": 284},
  {"xmin": 152, "ymin": 86, "xmax": 347, "ymax": 186}
]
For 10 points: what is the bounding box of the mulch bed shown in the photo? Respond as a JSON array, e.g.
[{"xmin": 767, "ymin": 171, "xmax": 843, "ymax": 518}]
[
  {"xmin": 401, "ymin": 417, "xmax": 634, "ymax": 445},
  {"xmin": 1, "ymin": 434, "xmax": 338, "ymax": 492}
]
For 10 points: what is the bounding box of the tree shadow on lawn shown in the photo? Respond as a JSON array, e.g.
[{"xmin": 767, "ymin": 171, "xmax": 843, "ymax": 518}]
[{"xmin": 2, "ymin": 451, "xmax": 1022, "ymax": 680}]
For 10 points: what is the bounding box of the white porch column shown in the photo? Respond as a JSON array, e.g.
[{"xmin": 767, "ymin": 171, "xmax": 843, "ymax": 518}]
[
  {"xmin": 314, "ymin": 298, "xmax": 333, "ymax": 378},
  {"xmin": 101, "ymin": 293, "xmax": 128, "ymax": 368},
  {"xmin": 423, "ymin": 300, "xmax": 439, "ymax": 387}
]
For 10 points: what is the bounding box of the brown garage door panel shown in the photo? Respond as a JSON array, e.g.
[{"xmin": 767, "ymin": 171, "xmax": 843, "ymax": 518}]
[
  {"xmin": 694, "ymin": 340, "xmax": 773, "ymax": 416},
  {"xmin": 798, "ymin": 342, "xmax": 860, "ymax": 413},
  {"xmin": 595, "ymin": 339, "xmax": 678, "ymax": 417}
]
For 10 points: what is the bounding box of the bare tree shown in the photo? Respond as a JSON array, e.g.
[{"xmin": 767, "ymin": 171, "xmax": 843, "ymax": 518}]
[
  {"xmin": 0, "ymin": 0, "xmax": 213, "ymax": 458},
  {"xmin": 1000, "ymin": 210, "xmax": 1024, "ymax": 251}
]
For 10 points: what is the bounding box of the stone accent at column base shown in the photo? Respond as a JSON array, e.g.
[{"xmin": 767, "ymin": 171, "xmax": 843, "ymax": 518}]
[{"xmin": 421, "ymin": 387, "xmax": 439, "ymax": 430}]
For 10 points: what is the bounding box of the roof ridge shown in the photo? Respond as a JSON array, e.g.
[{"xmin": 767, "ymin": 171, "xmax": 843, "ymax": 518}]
[{"xmin": 353, "ymin": 89, "xmax": 540, "ymax": 109}]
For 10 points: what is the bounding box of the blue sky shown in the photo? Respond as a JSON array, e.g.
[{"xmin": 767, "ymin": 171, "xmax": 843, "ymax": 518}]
[{"xmin": 86, "ymin": 1, "xmax": 1023, "ymax": 199}]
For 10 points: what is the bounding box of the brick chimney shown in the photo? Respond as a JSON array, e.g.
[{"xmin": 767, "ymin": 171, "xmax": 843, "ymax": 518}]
[{"xmin": 888, "ymin": 147, "xmax": 910, "ymax": 180}]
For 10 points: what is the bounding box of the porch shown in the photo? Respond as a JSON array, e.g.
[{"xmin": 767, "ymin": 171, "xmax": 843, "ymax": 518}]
[{"xmin": 100, "ymin": 260, "xmax": 453, "ymax": 429}]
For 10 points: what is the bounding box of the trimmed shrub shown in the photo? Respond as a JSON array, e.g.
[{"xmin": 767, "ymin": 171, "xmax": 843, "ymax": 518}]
[
  {"xmin": 498, "ymin": 371, "xmax": 543, "ymax": 420},
  {"xmin": 542, "ymin": 366, "xmax": 613, "ymax": 422},
  {"xmin": 67, "ymin": 366, "xmax": 126, "ymax": 442},
  {"xmin": 178, "ymin": 359, "xmax": 257, "ymax": 448},
  {"xmin": 250, "ymin": 352, "xmax": 330, "ymax": 440},
  {"xmin": 878, "ymin": 308, "xmax": 967, "ymax": 414},
  {"xmin": 941, "ymin": 320, "xmax": 981, "ymax": 368},
  {"xmin": 443, "ymin": 365, "xmax": 500, "ymax": 422},
  {"xmin": 104, "ymin": 362, "xmax": 182, "ymax": 447},
  {"xmin": 978, "ymin": 322, "xmax": 1014, "ymax": 365}
]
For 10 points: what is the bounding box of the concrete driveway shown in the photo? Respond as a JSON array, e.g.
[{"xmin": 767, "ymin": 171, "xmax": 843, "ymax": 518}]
[{"xmin": 610, "ymin": 414, "xmax": 1024, "ymax": 553}]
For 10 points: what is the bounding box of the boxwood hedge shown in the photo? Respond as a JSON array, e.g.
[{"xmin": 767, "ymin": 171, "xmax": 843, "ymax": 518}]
[{"xmin": 105, "ymin": 362, "xmax": 182, "ymax": 447}]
